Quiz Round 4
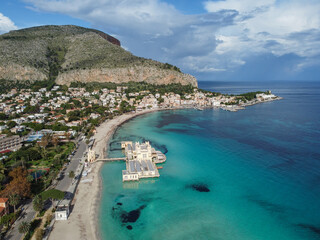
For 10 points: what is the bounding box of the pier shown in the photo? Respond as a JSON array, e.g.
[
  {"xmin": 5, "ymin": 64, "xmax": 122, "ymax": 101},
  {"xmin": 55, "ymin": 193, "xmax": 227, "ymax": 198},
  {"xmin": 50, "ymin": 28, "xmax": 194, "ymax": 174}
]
[
  {"xmin": 87, "ymin": 141, "xmax": 166, "ymax": 182},
  {"xmin": 94, "ymin": 157, "xmax": 126, "ymax": 162}
]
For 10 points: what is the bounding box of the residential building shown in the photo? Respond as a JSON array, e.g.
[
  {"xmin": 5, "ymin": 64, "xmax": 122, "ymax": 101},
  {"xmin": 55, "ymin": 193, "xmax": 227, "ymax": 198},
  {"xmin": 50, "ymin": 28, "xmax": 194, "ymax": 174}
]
[{"xmin": 0, "ymin": 198, "xmax": 9, "ymax": 217}]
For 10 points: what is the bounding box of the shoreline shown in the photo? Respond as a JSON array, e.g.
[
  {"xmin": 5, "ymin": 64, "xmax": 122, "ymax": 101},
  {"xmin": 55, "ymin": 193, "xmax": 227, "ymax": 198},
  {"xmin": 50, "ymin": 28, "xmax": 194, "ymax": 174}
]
[
  {"xmin": 49, "ymin": 98, "xmax": 282, "ymax": 240},
  {"xmin": 48, "ymin": 108, "xmax": 165, "ymax": 240},
  {"xmin": 91, "ymin": 108, "xmax": 167, "ymax": 240}
]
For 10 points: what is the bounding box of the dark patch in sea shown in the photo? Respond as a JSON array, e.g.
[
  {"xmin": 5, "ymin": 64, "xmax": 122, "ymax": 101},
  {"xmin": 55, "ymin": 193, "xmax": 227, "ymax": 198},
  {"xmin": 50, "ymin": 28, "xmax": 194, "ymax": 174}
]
[
  {"xmin": 117, "ymin": 202, "xmax": 123, "ymax": 206},
  {"xmin": 156, "ymin": 112, "xmax": 192, "ymax": 128},
  {"xmin": 297, "ymin": 224, "xmax": 320, "ymax": 236},
  {"xmin": 111, "ymin": 203, "xmax": 146, "ymax": 225},
  {"xmin": 166, "ymin": 128, "xmax": 190, "ymax": 134},
  {"xmin": 126, "ymin": 225, "xmax": 133, "ymax": 230},
  {"xmin": 121, "ymin": 205, "xmax": 146, "ymax": 223},
  {"xmin": 246, "ymin": 195, "xmax": 285, "ymax": 213},
  {"xmin": 269, "ymin": 158, "xmax": 296, "ymax": 169},
  {"xmin": 188, "ymin": 183, "xmax": 210, "ymax": 192}
]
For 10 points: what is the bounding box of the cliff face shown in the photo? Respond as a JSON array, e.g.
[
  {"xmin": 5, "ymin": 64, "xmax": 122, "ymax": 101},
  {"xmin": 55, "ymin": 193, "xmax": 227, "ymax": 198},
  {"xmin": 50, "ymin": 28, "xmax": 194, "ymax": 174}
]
[
  {"xmin": 56, "ymin": 66, "xmax": 197, "ymax": 86},
  {"xmin": 0, "ymin": 25, "xmax": 197, "ymax": 87},
  {"xmin": 0, "ymin": 63, "xmax": 47, "ymax": 81}
]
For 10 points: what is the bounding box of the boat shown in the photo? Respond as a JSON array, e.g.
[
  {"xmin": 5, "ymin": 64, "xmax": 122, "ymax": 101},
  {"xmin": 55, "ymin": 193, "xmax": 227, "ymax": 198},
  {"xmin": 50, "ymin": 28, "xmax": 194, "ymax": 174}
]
[{"xmin": 157, "ymin": 166, "xmax": 163, "ymax": 169}]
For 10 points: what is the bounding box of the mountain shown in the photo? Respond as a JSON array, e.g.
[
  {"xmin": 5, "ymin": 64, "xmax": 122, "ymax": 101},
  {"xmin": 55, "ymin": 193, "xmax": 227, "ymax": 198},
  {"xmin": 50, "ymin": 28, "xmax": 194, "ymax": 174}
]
[{"xmin": 0, "ymin": 25, "xmax": 197, "ymax": 87}]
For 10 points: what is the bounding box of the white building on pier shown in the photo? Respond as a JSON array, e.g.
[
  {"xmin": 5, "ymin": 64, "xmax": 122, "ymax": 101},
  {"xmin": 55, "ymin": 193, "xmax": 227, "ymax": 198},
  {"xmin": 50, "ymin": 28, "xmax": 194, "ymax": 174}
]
[{"xmin": 121, "ymin": 141, "xmax": 166, "ymax": 182}]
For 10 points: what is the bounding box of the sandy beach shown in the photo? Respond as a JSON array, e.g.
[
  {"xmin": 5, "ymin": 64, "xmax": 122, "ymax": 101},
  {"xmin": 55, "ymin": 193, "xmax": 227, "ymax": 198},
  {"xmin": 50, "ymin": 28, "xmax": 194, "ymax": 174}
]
[{"xmin": 49, "ymin": 109, "xmax": 163, "ymax": 240}]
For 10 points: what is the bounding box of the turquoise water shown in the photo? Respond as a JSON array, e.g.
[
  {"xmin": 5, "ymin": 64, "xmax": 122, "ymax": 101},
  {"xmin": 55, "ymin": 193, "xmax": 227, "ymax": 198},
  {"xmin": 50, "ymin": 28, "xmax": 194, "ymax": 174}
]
[{"xmin": 99, "ymin": 82, "xmax": 320, "ymax": 240}]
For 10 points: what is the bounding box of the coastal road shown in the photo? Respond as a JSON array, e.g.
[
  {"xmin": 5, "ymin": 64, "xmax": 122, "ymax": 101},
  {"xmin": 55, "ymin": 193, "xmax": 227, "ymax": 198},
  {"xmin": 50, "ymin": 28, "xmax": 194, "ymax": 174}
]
[
  {"xmin": 4, "ymin": 139, "xmax": 87, "ymax": 240},
  {"xmin": 55, "ymin": 140, "xmax": 87, "ymax": 192},
  {"xmin": 5, "ymin": 199, "xmax": 36, "ymax": 240}
]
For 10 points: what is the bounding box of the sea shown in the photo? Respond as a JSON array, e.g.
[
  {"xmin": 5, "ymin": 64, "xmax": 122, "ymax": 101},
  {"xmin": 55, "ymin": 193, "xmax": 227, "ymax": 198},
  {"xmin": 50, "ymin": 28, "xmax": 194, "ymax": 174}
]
[{"xmin": 99, "ymin": 81, "xmax": 320, "ymax": 240}]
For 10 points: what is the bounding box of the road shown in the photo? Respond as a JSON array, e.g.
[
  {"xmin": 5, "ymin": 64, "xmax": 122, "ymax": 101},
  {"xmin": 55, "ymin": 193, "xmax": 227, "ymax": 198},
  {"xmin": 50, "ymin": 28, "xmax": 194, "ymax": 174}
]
[
  {"xmin": 4, "ymin": 139, "xmax": 87, "ymax": 240},
  {"xmin": 55, "ymin": 140, "xmax": 87, "ymax": 192}
]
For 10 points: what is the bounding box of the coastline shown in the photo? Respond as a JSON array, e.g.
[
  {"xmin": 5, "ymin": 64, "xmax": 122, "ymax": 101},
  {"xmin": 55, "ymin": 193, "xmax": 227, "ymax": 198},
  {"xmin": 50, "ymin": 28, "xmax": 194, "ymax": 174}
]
[
  {"xmin": 49, "ymin": 108, "xmax": 165, "ymax": 240},
  {"xmin": 48, "ymin": 98, "xmax": 282, "ymax": 240}
]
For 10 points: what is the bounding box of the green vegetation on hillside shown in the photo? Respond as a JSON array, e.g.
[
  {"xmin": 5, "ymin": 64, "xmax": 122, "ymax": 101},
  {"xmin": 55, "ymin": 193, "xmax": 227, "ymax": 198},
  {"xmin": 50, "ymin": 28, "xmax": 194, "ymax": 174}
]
[
  {"xmin": 238, "ymin": 91, "xmax": 268, "ymax": 101},
  {"xmin": 0, "ymin": 25, "xmax": 183, "ymax": 80},
  {"xmin": 70, "ymin": 81, "xmax": 194, "ymax": 95}
]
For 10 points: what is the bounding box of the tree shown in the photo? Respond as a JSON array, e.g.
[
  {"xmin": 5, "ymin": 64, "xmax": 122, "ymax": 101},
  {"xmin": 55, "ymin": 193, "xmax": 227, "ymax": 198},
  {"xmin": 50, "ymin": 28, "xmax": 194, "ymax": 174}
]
[
  {"xmin": 39, "ymin": 133, "xmax": 52, "ymax": 149},
  {"xmin": 8, "ymin": 194, "xmax": 20, "ymax": 213},
  {"xmin": 41, "ymin": 189, "xmax": 64, "ymax": 207},
  {"xmin": 33, "ymin": 195, "xmax": 44, "ymax": 212},
  {"xmin": 68, "ymin": 171, "xmax": 75, "ymax": 179},
  {"xmin": 0, "ymin": 213, "xmax": 15, "ymax": 227},
  {"xmin": 0, "ymin": 167, "xmax": 31, "ymax": 198},
  {"xmin": 7, "ymin": 121, "xmax": 16, "ymax": 129},
  {"xmin": 18, "ymin": 221, "xmax": 30, "ymax": 234},
  {"xmin": 52, "ymin": 136, "xmax": 59, "ymax": 148},
  {"xmin": 53, "ymin": 154, "xmax": 62, "ymax": 167},
  {"xmin": 0, "ymin": 162, "xmax": 6, "ymax": 184}
]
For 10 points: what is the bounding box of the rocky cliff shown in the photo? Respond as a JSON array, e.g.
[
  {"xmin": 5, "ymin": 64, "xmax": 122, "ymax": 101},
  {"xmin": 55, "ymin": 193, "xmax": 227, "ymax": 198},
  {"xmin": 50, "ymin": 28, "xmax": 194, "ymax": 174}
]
[{"xmin": 0, "ymin": 25, "xmax": 197, "ymax": 87}]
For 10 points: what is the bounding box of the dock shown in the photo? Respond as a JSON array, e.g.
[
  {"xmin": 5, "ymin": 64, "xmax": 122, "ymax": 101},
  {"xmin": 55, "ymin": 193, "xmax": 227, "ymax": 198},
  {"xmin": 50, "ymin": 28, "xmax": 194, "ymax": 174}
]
[{"xmin": 94, "ymin": 157, "xmax": 126, "ymax": 162}]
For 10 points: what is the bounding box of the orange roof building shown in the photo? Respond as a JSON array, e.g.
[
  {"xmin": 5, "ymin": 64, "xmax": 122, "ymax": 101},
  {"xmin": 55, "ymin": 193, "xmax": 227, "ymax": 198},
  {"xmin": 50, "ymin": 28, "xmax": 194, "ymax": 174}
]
[{"xmin": 0, "ymin": 198, "xmax": 9, "ymax": 216}]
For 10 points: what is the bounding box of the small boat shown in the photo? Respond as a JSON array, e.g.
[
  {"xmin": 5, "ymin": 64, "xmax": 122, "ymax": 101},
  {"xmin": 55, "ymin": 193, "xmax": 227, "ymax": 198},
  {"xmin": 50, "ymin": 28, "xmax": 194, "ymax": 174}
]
[{"xmin": 157, "ymin": 166, "xmax": 163, "ymax": 169}]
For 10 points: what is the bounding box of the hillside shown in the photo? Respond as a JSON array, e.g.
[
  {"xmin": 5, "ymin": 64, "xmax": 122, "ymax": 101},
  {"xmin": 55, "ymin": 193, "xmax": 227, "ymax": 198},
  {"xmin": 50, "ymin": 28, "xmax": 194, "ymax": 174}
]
[{"xmin": 0, "ymin": 25, "xmax": 197, "ymax": 87}]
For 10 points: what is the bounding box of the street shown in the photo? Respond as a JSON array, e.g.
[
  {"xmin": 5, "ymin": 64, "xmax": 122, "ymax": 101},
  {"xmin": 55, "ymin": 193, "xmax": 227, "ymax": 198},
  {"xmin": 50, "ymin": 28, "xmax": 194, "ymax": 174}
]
[
  {"xmin": 4, "ymin": 139, "xmax": 87, "ymax": 240},
  {"xmin": 55, "ymin": 140, "xmax": 87, "ymax": 192}
]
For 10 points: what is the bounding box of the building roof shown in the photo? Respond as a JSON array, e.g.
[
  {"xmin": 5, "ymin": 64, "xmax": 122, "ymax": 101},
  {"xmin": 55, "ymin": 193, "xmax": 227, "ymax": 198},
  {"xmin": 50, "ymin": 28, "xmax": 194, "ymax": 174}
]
[
  {"xmin": 0, "ymin": 198, "xmax": 8, "ymax": 203},
  {"xmin": 0, "ymin": 150, "xmax": 11, "ymax": 154},
  {"xmin": 0, "ymin": 207, "xmax": 5, "ymax": 214}
]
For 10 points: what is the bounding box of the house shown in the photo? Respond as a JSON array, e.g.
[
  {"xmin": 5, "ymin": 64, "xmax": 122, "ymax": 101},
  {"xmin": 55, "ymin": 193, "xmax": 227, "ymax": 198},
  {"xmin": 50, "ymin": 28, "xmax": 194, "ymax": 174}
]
[
  {"xmin": 55, "ymin": 199, "xmax": 70, "ymax": 220},
  {"xmin": 0, "ymin": 198, "xmax": 9, "ymax": 217}
]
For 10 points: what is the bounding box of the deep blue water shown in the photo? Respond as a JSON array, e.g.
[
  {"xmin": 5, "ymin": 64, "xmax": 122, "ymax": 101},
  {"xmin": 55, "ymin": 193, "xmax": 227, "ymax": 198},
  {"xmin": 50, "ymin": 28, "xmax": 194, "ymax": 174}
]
[{"xmin": 99, "ymin": 81, "xmax": 320, "ymax": 240}]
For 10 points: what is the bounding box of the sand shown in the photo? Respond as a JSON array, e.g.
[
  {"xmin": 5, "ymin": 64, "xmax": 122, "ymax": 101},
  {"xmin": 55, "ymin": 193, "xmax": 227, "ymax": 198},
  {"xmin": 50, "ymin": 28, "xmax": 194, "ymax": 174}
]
[{"xmin": 49, "ymin": 109, "xmax": 163, "ymax": 240}]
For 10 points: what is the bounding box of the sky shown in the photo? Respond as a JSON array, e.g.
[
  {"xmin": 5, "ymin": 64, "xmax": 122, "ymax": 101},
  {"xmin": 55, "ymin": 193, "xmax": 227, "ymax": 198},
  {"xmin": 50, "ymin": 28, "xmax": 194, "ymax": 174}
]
[{"xmin": 0, "ymin": 0, "xmax": 320, "ymax": 82}]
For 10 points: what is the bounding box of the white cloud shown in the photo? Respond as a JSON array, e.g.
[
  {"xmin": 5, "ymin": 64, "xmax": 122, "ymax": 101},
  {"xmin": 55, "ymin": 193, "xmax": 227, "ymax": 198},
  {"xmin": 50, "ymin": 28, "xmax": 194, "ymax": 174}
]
[
  {"xmin": 204, "ymin": 0, "xmax": 275, "ymax": 14},
  {"xmin": 206, "ymin": 0, "xmax": 320, "ymax": 71},
  {"xmin": 0, "ymin": 13, "xmax": 18, "ymax": 34},
  {"xmin": 23, "ymin": 0, "xmax": 320, "ymax": 77}
]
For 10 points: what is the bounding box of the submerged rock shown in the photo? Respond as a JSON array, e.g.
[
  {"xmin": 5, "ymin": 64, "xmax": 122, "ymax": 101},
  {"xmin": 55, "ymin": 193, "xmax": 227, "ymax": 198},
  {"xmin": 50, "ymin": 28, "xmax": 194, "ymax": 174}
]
[
  {"xmin": 190, "ymin": 183, "xmax": 210, "ymax": 192},
  {"xmin": 120, "ymin": 205, "xmax": 146, "ymax": 223},
  {"xmin": 127, "ymin": 225, "xmax": 133, "ymax": 230},
  {"xmin": 117, "ymin": 202, "xmax": 123, "ymax": 206}
]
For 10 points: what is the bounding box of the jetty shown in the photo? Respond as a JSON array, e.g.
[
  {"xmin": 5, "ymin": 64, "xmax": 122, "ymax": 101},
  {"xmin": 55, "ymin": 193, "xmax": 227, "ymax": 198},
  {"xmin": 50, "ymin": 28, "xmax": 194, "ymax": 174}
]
[{"xmin": 94, "ymin": 157, "xmax": 126, "ymax": 162}]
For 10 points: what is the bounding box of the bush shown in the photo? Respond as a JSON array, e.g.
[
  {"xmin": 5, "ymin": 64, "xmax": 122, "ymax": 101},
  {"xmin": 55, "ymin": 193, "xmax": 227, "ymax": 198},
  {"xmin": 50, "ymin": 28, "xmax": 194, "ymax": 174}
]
[
  {"xmin": 23, "ymin": 219, "xmax": 41, "ymax": 240},
  {"xmin": 34, "ymin": 228, "xmax": 44, "ymax": 240}
]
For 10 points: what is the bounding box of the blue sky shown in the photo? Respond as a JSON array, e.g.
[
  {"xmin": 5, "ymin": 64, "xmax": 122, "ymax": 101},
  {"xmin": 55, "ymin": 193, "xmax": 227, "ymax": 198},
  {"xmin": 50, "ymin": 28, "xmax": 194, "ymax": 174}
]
[{"xmin": 0, "ymin": 0, "xmax": 320, "ymax": 81}]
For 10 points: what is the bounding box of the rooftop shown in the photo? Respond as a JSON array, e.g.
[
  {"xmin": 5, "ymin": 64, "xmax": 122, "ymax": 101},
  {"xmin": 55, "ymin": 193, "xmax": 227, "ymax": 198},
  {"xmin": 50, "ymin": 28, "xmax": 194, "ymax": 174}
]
[{"xmin": 0, "ymin": 198, "xmax": 8, "ymax": 203}]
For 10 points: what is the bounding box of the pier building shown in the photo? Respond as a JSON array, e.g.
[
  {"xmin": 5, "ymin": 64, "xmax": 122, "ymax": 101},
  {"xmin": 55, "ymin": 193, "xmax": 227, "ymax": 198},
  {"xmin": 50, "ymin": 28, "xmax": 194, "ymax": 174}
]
[{"xmin": 121, "ymin": 141, "xmax": 166, "ymax": 182}]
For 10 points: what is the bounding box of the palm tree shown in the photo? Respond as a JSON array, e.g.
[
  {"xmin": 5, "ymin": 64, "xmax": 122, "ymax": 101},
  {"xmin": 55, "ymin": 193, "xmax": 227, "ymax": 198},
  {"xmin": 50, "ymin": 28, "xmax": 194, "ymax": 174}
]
[
  {"xmin": 33, "ymin": 195, "xmax": 44, "ymax": 212},
  {"xmin": 9, "ymin": 194, "xmax": 20, "ymax": 213},
  {"xmin": 18, "ymin": 221, "xmax": 30, "ymax": 234}
]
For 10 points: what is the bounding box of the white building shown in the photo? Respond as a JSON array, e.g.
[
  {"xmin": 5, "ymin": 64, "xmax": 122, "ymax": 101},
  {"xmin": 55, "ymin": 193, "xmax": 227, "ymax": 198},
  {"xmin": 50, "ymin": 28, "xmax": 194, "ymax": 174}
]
[{"xmin": 121, "ymin": 141, "xmax": 165, "ymax": 181}]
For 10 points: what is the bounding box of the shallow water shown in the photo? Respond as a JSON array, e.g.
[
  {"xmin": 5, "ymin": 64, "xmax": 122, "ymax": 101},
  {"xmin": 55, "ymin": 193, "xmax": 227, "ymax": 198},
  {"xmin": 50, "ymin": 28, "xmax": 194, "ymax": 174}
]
[{"xmin": 99, "ymin": 81, "xmax": 320, "ymax": 240}]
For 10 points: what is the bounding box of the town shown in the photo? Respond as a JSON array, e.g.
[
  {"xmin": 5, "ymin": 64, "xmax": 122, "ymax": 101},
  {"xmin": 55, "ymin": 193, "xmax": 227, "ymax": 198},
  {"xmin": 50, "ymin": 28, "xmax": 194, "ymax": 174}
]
[{"xmin": 0, "ymin": 81, "xmax": 280, "ymax": 239}]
